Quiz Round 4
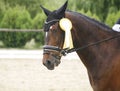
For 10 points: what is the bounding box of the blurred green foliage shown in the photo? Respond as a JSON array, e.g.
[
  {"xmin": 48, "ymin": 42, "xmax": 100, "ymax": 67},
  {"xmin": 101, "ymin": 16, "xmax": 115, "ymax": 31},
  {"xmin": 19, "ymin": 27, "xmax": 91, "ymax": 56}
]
[
  {"xmin": 1, "ymin": 6, "xmax": 32, "ymax": 29},
  {"xmin": 0, "ymin": 0, "xmax": 120, "ymax": 48}
]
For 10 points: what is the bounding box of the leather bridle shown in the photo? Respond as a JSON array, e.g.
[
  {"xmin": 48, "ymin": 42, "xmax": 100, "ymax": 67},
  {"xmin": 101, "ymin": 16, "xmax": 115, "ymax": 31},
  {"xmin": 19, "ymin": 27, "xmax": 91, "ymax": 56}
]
[{"xmin": 43, "ymin": 45, "xmax": 70, "ymax": 56}]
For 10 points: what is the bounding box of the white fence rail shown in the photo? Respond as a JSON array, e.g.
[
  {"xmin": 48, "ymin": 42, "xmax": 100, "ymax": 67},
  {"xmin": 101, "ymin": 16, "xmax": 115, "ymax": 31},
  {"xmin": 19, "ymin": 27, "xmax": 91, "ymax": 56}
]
[{"xmin": 0, "ymin": 28, "xmax": 43, "ymax": 32}]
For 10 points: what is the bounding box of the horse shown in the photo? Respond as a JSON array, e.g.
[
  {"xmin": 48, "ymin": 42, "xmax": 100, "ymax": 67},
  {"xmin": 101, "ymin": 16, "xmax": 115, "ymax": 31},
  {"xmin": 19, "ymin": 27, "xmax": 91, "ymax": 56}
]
[{"xmin": 41, "ymin": 1, "xmax": 120, "ymax": 91}]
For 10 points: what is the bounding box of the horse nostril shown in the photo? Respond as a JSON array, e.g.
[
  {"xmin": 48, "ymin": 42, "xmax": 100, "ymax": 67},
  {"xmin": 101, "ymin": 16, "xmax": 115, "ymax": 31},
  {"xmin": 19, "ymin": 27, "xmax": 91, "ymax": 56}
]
[{"xmin": 46, "ymin": 60, "xmax": 51, "ymax": 65}]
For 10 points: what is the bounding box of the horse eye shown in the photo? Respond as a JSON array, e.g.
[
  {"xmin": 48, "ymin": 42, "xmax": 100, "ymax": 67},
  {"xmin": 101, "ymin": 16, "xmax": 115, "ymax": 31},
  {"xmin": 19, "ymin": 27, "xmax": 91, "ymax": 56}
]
[
  {"xmin": 50, "ymin": 25, "xmax": 57, "ymax": 31},
  {"xmin": 50, "ymin": 26, "xmax": 53, "ymax": 30}
]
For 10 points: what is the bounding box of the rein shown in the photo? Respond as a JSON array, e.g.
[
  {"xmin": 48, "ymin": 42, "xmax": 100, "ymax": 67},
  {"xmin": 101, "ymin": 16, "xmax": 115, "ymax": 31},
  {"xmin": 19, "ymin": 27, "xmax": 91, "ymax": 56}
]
[
  {"xmin": 43, "ymin": 33, "xmax": 120, "ymax": 56},
  {"xmin": 68, "ymin": 33, "xmax": 120, "ymax": 53}
]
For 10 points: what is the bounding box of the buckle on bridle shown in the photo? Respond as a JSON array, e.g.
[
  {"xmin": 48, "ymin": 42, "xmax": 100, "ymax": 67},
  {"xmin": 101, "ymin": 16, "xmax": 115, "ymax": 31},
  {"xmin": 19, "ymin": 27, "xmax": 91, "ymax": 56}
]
[{"xmin": 60, "ymin": 48, "xmax": 69, "ymax": 56}]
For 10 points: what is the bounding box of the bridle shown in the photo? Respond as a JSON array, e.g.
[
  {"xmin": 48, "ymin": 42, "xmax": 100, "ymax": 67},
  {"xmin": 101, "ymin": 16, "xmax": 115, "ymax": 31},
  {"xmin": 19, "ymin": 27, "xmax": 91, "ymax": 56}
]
[
  {"xmin": 45, "ymin": 19, "xmax": 60, "ymax": 25},
  {"xmin": 43, "ymin": 19, "xmax": 120, "ymax": 56},
  {"xmin": 43, "ymin": 18, "xmax": 71, "ymax": 56},
  {"xmin": 43, "ymin": 45, "xmax": 70, "ymax": 56}
]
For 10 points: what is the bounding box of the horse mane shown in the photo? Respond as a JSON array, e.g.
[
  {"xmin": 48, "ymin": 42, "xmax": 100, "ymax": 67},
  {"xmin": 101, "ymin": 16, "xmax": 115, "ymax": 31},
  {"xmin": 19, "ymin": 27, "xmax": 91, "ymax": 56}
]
[{"xmin": 67, "ymin": 10, "xmax": 114, "ymax": 32}]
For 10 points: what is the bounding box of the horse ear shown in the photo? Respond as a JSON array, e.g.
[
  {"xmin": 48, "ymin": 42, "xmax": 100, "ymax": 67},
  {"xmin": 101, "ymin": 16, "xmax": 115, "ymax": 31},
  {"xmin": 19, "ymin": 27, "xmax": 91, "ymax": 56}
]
[
  {"xmin": 56, "ymin": 1, "xmax": 68, "ymax": 15},
  {"xmin": 40, "ymin": 5, "xmax": 51, "ymax": 16}
]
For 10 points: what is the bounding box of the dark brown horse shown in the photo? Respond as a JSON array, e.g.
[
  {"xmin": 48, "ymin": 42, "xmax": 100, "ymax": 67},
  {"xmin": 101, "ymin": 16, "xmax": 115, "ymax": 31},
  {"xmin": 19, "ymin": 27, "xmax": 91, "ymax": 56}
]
[{"xmin": 41, "ymin": 1, "xmax": 120, "ymax": 91}]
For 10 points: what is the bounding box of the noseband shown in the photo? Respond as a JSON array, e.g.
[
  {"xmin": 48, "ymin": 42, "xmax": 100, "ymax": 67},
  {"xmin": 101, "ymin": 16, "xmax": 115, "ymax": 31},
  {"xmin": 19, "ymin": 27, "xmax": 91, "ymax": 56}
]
[{"xmin": 43, "ymin": 45, "xmax": 71, "ymax": 56}]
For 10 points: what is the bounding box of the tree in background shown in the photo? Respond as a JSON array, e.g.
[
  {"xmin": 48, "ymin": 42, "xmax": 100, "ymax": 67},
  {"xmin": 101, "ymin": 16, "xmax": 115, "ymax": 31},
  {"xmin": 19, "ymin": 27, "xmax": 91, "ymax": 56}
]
[
  {"xmin": 0, "ymin": 6, "xmax": 33, "ymax": 47},
  {"xmin": 73, "ymin": 0, "xmax": 120, "ymax": 22},
  {"xmin": 106, "ymin": 11, "xmax": 120, "ymax": 27},
  {"xmin": 1, "ymin": 6, "xmax": 32, "ymax": 29},
  {"xmin": 0, "ymin": 0, "xmax": 120, "ymax": 48},
  {"xmin": 0, "ymin": 0, "xmax": 120, "ymax": 24}
]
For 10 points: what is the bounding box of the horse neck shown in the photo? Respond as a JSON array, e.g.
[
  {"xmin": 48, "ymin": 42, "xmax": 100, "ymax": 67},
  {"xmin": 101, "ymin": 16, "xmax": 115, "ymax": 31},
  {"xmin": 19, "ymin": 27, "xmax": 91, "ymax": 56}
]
[{"xmin": 66, "ymin": 12, "xmax": 119, "ymax": 73}]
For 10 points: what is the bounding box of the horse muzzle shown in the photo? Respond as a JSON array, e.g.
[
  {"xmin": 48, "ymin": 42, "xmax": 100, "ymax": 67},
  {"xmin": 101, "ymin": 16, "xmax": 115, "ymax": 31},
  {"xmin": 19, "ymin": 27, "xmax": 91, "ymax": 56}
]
[
  {"xmin": 42, "ymin": 54, "xmax": 61, "ymax": 70},
  {"xmin": 42, "ymin": 45, "xmax": 72, "ymax": 70},
  {"xmin": 42, "ymin": 45, "xmax": 62, "ymax": 70}
]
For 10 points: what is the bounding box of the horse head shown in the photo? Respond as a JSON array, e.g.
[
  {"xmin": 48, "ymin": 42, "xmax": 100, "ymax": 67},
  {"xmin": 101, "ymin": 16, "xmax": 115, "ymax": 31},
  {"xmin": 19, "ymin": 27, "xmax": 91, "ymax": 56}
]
[{"xmin": 41, "ymin": 1, "xmax": 68, "ymax": 70}]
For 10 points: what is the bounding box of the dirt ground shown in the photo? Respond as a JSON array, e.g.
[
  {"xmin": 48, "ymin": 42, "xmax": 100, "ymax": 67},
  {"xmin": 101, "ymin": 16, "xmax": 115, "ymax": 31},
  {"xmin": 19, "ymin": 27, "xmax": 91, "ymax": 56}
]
[{"xmin": 0, "ymin": 49, "xmax": 93, "ymax": 91}]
